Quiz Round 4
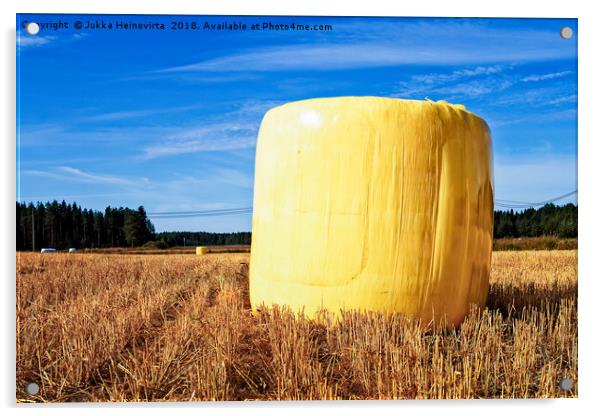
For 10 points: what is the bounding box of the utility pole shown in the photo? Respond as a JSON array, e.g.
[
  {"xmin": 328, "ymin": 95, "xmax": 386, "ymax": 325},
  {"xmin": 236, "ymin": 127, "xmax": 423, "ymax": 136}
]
[{"xmin": 31, "ymin": 209, "xmax": 35, "ymax": 252}]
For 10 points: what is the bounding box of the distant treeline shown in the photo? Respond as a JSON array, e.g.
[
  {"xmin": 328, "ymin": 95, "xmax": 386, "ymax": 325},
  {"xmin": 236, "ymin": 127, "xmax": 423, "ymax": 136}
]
[
  {"xmin": 15, "ymin": 201, "xmax": 250, "ymax": 251},
  {"xmin": 493, "ymin": 203, "xmax": 577, "ymax": 238},
  {"xmin": 155, "ymin": 231, "xmax": 252, "ymax": 247},
  {"xmin": 16, "ymin": 201, "xmax": 155, "ymax": 250},
  {"xmin": 16, "ymin": 200, "xmax": 577, "ymax": 251}
]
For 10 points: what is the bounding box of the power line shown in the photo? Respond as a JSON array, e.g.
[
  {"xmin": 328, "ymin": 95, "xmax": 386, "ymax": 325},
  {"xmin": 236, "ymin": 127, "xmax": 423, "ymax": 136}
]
[
  {"xmin": 149, "ymin": 207, "xmax": 253, "ymax": 216},
  {"xmin": 495, "ymin": 190, "xmax": 577, "ymax": 205},
  {"xmin": 148, "ymin": 208, "xmax": 253, "ymax": 218},
  {"xmin": 494, "ymin": 190, "xmax": 577, "ymax": 209},
  {"xmin": 149, "ymin": 210, "xmax": 253, "ymax": 219},
  {"xmin": 148, "ymin": 207, "xmax": 253, "ymax": 219},
  {"xmin": 146, "ymin": 190, "xmax": 577, "ymax": 218}
]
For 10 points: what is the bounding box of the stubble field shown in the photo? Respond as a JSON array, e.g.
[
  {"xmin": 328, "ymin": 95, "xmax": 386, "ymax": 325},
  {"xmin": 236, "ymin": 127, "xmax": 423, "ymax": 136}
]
[{"xmin": 16, "ymin": 250, "xmax": 577, "ymax": 402}]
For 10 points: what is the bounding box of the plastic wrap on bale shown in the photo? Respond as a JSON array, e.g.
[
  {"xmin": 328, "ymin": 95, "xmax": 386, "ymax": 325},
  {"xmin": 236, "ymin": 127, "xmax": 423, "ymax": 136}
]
[{"xmin": 249, "ymin": 97, "xmax": 493, "ymax": 328}]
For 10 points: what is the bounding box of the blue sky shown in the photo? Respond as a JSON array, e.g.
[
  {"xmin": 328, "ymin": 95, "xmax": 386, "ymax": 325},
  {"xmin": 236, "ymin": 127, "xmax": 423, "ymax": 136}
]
[{"xmin": 16, "ymin": 15, "xmax": 577, "ymax": 232}]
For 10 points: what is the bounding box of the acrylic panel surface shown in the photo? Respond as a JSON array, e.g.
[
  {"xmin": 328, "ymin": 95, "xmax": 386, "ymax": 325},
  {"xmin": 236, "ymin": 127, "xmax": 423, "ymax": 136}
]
[{"xmin": 16, "ymin": 14, "xmax": 577, "ymax": 402}]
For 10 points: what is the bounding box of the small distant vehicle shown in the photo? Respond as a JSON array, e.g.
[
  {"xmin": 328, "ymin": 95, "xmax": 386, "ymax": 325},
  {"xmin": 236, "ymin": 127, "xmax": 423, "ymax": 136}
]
[
  {"xmin": 68, "ymin": 248, "xmax": 77, "ymax": 253},
  {"xmin": 40, "ymin": 248, "xmax": 57, "ymax": 253}
]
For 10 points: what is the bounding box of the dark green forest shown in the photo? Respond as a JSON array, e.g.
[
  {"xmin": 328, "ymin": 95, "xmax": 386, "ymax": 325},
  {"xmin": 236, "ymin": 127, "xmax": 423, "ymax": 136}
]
[
  {"xmin": 15, "ymin": 201, "xmax": 251, "ymax": 251},
  {"xmin": 156, "ymin": 231, "xmax": 252, "ymax": 248},
  {"xmin": 493, "ymin": 203, "xmax": 577, "ymax": 238},
  {"xmin": 16, "ymin": 200, "xmax": 577, "ymax": 251},
  {"xmin": 16, "ymin": 201, "xmax": 154, "ymax": 250}
]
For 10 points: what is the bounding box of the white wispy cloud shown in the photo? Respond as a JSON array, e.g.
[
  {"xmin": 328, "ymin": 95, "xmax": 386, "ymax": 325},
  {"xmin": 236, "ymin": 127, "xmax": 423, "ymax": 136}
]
[
  {"xmin": 394, "ymin": 63, "xmax": 575, "ymax": 106},
  {"xmin": 156, "ymin": 21, "xmax": 575, "ymax": 73},
  {"xmin": 17, "ymin": 124, "xmax": 65, "ymax": 146},
  {"xmin": 491, "ymin": 83, "xmax": 577, "ymax": 109},
  {"xmin": 20, "ymin": 100, "xmax": 280, "ymax": 159},
  {"xmin": 140, "ymin": 100, "xmax": 281, "ymax": 159},
  {"xmin": 395, "ymin": 66, "xmax": 513, "ymax": 100},
  {"xmin": 412, "ymin": 65, "xmax": 506, "ymax": 84},
  {"xmin": 78, "ymin": 104, "xmax": 203, "ymax": 122},
  {"xmin": 17, "ymin": 34, "xmax": 56, "ymax": 48},
  {"xmin": 521, "ymin": 71, "xmax": 573, "ymax": 82},
  {"xmin": 427, "ymin": 78, "xmax": 513, "ymax": 98},
  {"xmin": 547, "ymin": 94, "xmax": 578, "ymax": 105},
  {"xmin": 57, "ymin": 166, "xmax": 144, "ymax": 186},
  {"xmin": 22, "ymin": 166, "xmax": 150, "ymax": 188},
  {"xmin": 491, "ymin": 108, "xmax": 577, "ymax": 127},
  {"xmin": 158, "ymin": 44, "xmax": 408, "ymax": 72},
  {"xmin": 19, "ymin": 165, "xmax": 255, "ymax": 222},
  {"xmin": 79, "ymin": 109, "xmax": 163, "ymax": 122},
  {"xmin": 18, "ymin": 123, "xmax": 174, "ymax": 147},
  {"xmin": 165, "ymin": 169, "xmax": 254, "ymax": 190},
  {"xmin": 128, "ymin": 72, "xmax": 263, "ymax": 84},
  {"xmin": 17, "ymin": 31, "xmax": 88, "ymax": 50},
  {"xmin": 495, "ymin": 86, "xmax": 562, "ymax": 106},
  {"xmin": 141, "ymin": 123, "xmax": 258, "ymax": 159}
]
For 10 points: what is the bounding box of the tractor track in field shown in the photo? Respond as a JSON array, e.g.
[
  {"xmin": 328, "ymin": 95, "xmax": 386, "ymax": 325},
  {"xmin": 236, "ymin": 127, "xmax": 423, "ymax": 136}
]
[
  {"xmin": 69, "ymin": 264, "xmax": 221, "ymax": 401},
  {"xmin": 70, "ymin": 260, "xmax": 251, "ymax": 402}
]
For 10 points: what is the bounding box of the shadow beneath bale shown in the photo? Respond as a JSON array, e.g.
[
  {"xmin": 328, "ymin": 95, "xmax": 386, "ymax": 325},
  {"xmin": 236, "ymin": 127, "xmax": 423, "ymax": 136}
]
[{"xmin": 236, "ymin": 262, "xmax": 251, "ymax": 310}]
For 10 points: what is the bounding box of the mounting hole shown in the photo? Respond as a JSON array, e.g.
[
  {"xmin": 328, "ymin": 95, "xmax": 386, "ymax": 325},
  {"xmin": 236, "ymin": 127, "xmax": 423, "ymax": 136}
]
[
  {"xmin": 25, "ymin": 382, "xmax": 40, "ymax": 395},
  {"xmin": 25, "ymin": 22, "xmax": 40, "ymax": 36},
  {"xmin": 559, "ymin": 377, "xmax": 573, "ymax": 391},
  {"xmin": 560, "ymin": 27, "xmax": 573, "ymax": 40}
]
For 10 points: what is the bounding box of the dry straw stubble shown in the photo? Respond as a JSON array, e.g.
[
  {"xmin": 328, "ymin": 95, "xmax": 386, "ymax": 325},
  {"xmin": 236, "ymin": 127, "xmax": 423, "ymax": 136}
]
[{"xmin": 16, "ymin": 249, "xmax": 577, "ymax": 401}]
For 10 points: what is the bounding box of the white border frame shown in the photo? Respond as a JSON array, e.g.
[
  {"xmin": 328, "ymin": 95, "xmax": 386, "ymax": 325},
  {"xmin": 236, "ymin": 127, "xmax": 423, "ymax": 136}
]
[{"xmin": 3, "ymin": 1, "xmax": 600, "ymax": 415}]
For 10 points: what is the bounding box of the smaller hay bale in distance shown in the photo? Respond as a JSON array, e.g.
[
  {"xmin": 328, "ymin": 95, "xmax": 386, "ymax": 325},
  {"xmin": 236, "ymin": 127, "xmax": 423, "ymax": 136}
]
[{"xmin": 196, "ymin": 246, "xmax": 208, "ymax": 256}]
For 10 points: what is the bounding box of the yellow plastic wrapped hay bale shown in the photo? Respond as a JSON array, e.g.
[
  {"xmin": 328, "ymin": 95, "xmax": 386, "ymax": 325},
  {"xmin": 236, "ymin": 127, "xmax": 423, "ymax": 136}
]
[
  {"xmin": 196, "ymin": 246, "xmax": 208, "ymax": 255},
  {"xmin": 249, "ymin": 97, "xmax": 493, "ymax": 327}
]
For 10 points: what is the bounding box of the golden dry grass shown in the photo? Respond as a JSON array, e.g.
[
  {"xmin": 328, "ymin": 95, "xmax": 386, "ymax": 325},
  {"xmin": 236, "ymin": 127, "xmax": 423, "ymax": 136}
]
[{"xmin": 16, "ymin": 250, "xmax": 577, "ymax": 402}]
